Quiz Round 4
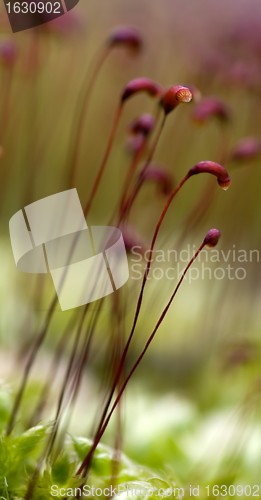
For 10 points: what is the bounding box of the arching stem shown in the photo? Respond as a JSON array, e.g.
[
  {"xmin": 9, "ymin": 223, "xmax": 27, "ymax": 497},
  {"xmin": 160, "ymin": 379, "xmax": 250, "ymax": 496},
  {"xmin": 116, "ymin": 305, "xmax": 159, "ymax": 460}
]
[
  {"xmin": 67, "ymin": 47, "xmax": 110, "ymax": 188},
  {"xmin": 77, "ymin": 239, "xmax": 206, "ymax": 476},
  {"xmin": 119, "ymin": 112, "xmax": 166, "ymax": 222},
  {"xmin": 83, "ymin": 103, "xmax": 123, "ymax": 217}
]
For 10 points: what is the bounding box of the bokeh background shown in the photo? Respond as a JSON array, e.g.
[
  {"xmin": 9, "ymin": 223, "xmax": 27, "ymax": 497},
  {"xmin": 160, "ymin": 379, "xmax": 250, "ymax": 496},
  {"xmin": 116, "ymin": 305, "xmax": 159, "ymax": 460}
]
[{"xmin": 0, "ymin": 0, "xmax": 261, "ymax": 490}]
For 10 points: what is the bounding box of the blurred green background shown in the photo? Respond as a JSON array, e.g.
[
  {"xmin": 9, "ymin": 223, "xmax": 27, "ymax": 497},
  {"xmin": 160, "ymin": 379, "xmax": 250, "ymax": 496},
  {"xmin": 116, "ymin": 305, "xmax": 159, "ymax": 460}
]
[{"xmin": 0, "ymin": 0, "xmax": 261, "ymax": 491}]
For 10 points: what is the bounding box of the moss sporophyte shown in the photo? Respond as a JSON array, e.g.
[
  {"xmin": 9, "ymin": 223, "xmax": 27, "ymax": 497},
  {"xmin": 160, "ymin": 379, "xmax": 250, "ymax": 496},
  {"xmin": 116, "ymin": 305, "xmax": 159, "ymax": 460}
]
[{"xmin": 1, "ymin": 2, "xmax": 260, "ymax": 499}]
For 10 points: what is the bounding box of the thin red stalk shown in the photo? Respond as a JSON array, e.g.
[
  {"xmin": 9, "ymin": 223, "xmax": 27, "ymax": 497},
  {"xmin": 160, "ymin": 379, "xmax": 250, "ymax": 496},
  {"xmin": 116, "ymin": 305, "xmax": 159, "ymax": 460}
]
[
  {"xmin": 133, "ymin": 172, "xmax": 188, "ymax": 308},
  {"xmin": 119, "ymin": 106, "xmax": 161, "ymax": 213},
  {"xmin": 0, "ymin": 68, "xmax": 13, "ymax": 140},
  {"xmin": 80, "ymin": 114, "xmax": 167, "ymax": 453},
  {"xmin": 47, "ymin": 268, "xmax": 108, "ymax": 457},
  {"xmin": 0, "ymin": 67, "xmax": 14, "ymax": 210},
  {"xmin": 119, "ymin": 113, "xmax": 166, "ymax": 222},
  {"xmin": 8, "ymin": 187, "xmax": 111, "ymax": 433},
  {"xmin": 67, "ymin": 47, "xmax": 110, "ymax": 188},
  {"xmin": 122, "ymin": 173, "xmax": 189, "ymax": 365},
  {"xmin": 8, "ymin": 94, "xmax": 122, "ymax": 435},
  {"xmin": 78, "ymin": 172, "xmax": 190, "ymax": 474},
  {"xmin": 7, "ymin": 250, "xmax": 77, "ymax": 434},
  {"xmin": 110, "ymin": 291, "xmax": 126, "ymax": 485},
  {"xmin": 51, "ymin": 302, "xmax": 109, "ymax": 474},
  {"xmin": 23, "ymin": 32, "xmax": 43, "ymax": 206},
  {"xmin": 77, "ymin": 240, "xmax": 206, "ymax": 476},
  {"xmin": 118, "ymin": 173, "xmax": 144, "ymax": 222},
  {"xmin": 85, "ymin": 300, "xmax": 125, "ymax": 438},
  {"xmin": 108, "ymin": 138, "xmax": 148, "ymax": 226},
  {"xmin": 7, "ymin": 210, "xmax": 79, "ymax": 433},
  {"xmin": 83, "ymin": 103, "xmax": 123, "ymax": 217},
  {"xmin": 118, "ymin": 140, "xmax": 147, "ymax": 213},
  {"xmin": 46, "ymin": 304, "xmax": 89, "ymax": 458},
  {"xmin": 17, "ymin": 274, "xmax": 46, "ymax": 363},
  {"xmin": 56, "ymin": 299, "xmax": 104, "ymax": 444},
  {"xmin": 8, "ymin": 89, "xmax": 159, "ymax": 434},
  {"xmin": 6, "ymin": 294, "xmax": 58, "ymax": 435},
  {"xmin": 176, "ymin": 128, "xmax": 230, "ymax": 249},
  {"xmin": 24, "ymin": 303, "xmax": 101, "ymax": 500},
  {"xmin": 27, "ymin": 313, "xmax": 77, "ymax": 428},
  {"xmin": 9, "ymin": 159, "xmax": 116, "ymax": 433}
]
